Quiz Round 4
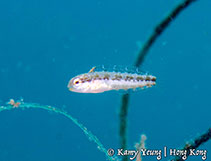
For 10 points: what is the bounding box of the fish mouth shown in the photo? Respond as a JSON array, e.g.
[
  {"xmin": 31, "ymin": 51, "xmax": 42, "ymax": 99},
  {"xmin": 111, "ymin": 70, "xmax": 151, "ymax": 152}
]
[
  {"xmin": 67, "ymin": 83, "xmax": 73, "ymax": 91},
  {"xmin": 68, "ymin": 86, "xmax": 73, "ymax": 91},
  {"xmin": 68, "ymin": 86, "xmax": 78, "ymax": 92}
]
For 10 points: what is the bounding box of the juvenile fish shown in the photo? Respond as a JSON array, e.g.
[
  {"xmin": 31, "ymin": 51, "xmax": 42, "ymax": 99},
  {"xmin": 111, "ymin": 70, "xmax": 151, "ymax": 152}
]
[{"xmin": 67, "ymin": 67, "xmax": 156, "ymax": 93}]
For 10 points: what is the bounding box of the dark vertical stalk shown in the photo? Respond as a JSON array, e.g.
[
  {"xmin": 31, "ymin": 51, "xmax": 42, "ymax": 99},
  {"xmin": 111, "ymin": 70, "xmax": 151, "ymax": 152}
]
[
  {"xmin": 119, "ymin": 1, "xmax": 197, "ymax": 160},
  {"xmin": 135, "ymin": 0, "xmax": 197, "ymax": 67},
  {"xmin": 119, "ymin": 93, "xmax": 130, "ymax": 161},
  {"xmin": 172, "ymin": 128, "xmax": 211, "ymax": 161}
]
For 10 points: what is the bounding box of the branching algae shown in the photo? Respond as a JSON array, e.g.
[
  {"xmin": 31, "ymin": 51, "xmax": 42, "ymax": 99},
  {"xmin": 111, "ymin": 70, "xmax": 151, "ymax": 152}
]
[{"xmin": 1, "ymin": 99, "xmax": 118, "ymax": 161}]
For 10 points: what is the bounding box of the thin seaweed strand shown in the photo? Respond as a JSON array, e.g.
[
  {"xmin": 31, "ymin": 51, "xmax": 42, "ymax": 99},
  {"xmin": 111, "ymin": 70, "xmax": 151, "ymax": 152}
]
[{"xmin": 0, "ymin": 101, "xmax": 119, "ymax": 161}]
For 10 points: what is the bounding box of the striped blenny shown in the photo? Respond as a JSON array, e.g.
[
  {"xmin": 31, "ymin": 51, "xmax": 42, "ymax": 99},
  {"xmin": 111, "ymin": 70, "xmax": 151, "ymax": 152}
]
[{"xmin": 67, "ymin": 66, "xmax": 156, "ymax": 93}]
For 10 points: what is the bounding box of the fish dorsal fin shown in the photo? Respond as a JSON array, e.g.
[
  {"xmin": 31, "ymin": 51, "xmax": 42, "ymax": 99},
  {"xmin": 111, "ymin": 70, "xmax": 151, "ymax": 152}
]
[
  {"xmin": 88, "ymin": 66, "xmax": 96, "ymax": 73},
  {"xmin": 93, "ymin": 65, "xmax": 145, "ymax": 74}
]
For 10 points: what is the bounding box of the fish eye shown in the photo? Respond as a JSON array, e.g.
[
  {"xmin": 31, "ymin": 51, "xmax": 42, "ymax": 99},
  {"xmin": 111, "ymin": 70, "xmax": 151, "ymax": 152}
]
[{"xmin": 73, "ymin": 78, "xmax": 81, "ymax": 85}]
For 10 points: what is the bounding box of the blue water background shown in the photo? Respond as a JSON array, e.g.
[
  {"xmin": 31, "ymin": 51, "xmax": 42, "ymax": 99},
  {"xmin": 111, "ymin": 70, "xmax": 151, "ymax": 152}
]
[{"xmin": 0, "ymin": 0, "xmax": 210, "ymax": 161}]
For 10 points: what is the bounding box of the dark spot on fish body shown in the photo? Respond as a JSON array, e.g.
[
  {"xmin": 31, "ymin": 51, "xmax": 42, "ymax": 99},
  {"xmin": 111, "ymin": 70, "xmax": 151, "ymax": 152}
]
[
  {"xmin": 125, "ymin": 76, "xmax": 134, "ymax": 81},
  {"xmin": 112, "ymin": 74, "xmax": 122, "ymax": 81},
  {"xmin": 103, "ymin": 76, "xmax": 109, "ymax": 80},
  {"xmin": 116, "ymin": 74, "xmax": 123, "ymax": 80},
  {"xmin": 82, "ymin": 75, "xmax": 90, "ymax": 80},
  {"xmin": 81, "ymin": 76, "xmax": 91, "ymax": 83},
  {"xmin": 145, "ymin": 76, "xmax": 151, "ymax": 81},
  {"xmin": 129, "ymin": 76, "xmax": 134, "ymax": 80},
  {"xmin": 103, "ymin": 73, "xmax": 110, "ymax": 80},
  {"xmin": 136, "ymin": 76, "xmax": 144, "ymax": 81},
  {"xmin": 151, "ymin": 77, "xmax": 156, "ymax": 82},
  {"xmin": 125, "ymin": 76, "xmax": 130, "ymax": 81},
  {"xmin": 92, "ymin": 74, "xmax": 102, "ymax": 81}
]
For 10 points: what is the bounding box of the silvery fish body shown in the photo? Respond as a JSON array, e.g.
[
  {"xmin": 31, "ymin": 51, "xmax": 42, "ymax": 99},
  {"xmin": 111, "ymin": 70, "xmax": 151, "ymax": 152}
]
[{"xmin": 68, "ymin": 67, "xmax": 156, "ymax": 93}]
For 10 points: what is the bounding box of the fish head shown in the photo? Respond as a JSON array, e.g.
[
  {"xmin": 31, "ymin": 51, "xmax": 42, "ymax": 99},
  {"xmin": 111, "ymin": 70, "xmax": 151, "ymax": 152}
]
[
  {"xmin": 67, "ymin": 73, "xmax": 109, "ymax": 93},
  {"xmin": 67, "ymin": 75, "xmax": 86, "ymax": 93}
]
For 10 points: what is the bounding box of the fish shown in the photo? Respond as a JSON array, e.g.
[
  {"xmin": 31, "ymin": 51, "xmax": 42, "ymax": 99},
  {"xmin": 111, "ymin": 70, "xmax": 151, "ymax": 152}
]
[{"xmin": 67, "ymin": 66, "xmax": 156, "ymax": 93}]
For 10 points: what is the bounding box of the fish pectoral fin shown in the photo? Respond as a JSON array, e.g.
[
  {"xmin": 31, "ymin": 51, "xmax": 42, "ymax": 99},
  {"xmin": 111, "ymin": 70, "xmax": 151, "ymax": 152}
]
[{"xmin": 88, "ymin": 66, "xmax": 96, "ymax": 73}]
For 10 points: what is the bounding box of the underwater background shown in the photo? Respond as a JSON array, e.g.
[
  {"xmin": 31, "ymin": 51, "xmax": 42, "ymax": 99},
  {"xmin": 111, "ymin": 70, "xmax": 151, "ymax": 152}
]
[{"xmin": 0, "ymin": 0, "xmax": 210, "ymax": 161}]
